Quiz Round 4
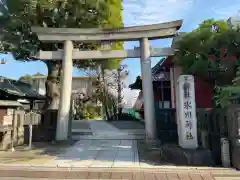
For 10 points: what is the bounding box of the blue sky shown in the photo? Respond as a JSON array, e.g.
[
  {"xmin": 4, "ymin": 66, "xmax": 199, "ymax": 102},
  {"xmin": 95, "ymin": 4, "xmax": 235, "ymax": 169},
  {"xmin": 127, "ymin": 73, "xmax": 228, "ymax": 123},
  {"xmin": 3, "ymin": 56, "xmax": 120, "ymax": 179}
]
[{"xmin": 0, "ymin": 0, "xmax": 240, "ymax": 83}]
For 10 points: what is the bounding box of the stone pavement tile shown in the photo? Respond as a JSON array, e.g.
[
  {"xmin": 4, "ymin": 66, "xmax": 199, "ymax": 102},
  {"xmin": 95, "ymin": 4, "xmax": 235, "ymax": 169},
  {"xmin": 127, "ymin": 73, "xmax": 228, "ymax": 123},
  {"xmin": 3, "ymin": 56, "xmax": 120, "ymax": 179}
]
[
  {"xmin": 110, "ymin": 172, "xmax": 122, "ymax": 179},
  {"xmin": 120, "ymin": 140, "xmax": 134, "ymax": 146},
  {"xmin": 166, "ymin": 173, "xmax": 180, "ymax": 180},
  {"xmin": 120, "ymin": 154, "xmax": 136, "ymax": 159},
  {"xmin": 139, "ymin": 162, "xmax": 154, "ymax": 168},
  {"xmin": 177, "ymin": 173, "xmax": 191, "ymax": 180},
  {"xmin": 89, "ymin": 160, "xmax": 113, "ymax": 168},
  {"xmin": 70, "ymin": 160, "xmax": 94, "ymax": 167},
  {"xmin": 97, "ymin": 150, "xmax": 118, "ymax": 158},
  {"xmin": 75, "ymin": 140, "xmax": 93, "ymax": 146},
  {"xmin": 201, "ymin": 174, "xmax": 216, "ymax": 180},
  {"xmin": 155, "ymin": 173, "xmax": 168, "ymax": 180},
  {"xmin": 98, "ymin": 172, "xmax": 112, "ymax": 179},
  {"xmin": 0, "ymin": 157, "xmax": 54, "ymax": 166},
  {"xmin": 76, "ymin": 171, "xmax": 89, "ymax": 179},
  {"xmin": 47, "ymin": 159, "xmax": 91, "ymax": 168},
  {"xmin": 121, "ymin": 172, "xmax": 134, "ymax": 180},
  {"xmin": 95, "ymin": 155, "xmax": 116, "ymax": 162},
  {"xmin": 189, "ymin": 173, "xmax": 204, "ymax": 180},
  {"xmin": 214, "ymin": 178, "xmax": 240, "ymax": 180},
  {"xmin": 87, "ymin": 172, "xmax": 99, "ymax": 179},
  {"xmin": 144, "ymin": 172, "xmax": 156, "ymax": 180},
  {"xmin": 114, "ymin": 155, "xmax": 135, "ymax": 162},
  {"xmin": 112, "ymin": 161, "xmax": 138, "ymax": 168},
  {"xmin": 133, "ymin": 172, "xmax": 145, "ymax": 180},
  {"xmin": 117, "ymin": 149, "xmax": 135, "ymax": 156},
  {"xmin": 52, "ymin": 160, "xmax": 73, "ymax": 168}
]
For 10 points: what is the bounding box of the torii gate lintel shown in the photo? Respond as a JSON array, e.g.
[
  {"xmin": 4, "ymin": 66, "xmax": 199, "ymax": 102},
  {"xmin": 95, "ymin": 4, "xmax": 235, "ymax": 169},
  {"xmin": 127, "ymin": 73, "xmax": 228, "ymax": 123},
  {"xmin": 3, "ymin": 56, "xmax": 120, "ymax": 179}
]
[{"xmin": 32, "ymin": 19, "xmax": 183, "ymax": 141}]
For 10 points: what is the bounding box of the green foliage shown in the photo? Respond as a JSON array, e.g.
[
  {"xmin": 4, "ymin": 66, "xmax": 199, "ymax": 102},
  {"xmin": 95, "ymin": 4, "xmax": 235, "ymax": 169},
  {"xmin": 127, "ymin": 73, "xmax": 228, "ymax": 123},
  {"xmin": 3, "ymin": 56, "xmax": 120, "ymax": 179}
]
[
  {"xmin": 83, "ymin": 104, "xmax": 101, "ymax": 120},
  {"xmin": 33, "ymin": 72, "xmax": 44, "ymax": 76},
  {"xmin": 19, "ymin": 74, "xmax": 33, "ymax": 86},
  {"xmin": 175, "ymin": 18, "xmax": 240, "ymax": 107},
  {"xmin": 174, "ymin": 19, "xmax": 237, "ymax": 81},
  {"xmin": 102, "ymin": 0, "xmax": 124, "ymax": 70},
  {"xmin": 195, "ymin": 19, "xmax": 230, "ymax": 32},
  {"xmin": 75, "ymin": 0, "xmax": 124, "ymax": 70},
  {"xmin": 0, "ymin": 0, "xmax": 123, "ymax": 70},
  {"xmin": 215, "ymin": 66, "xmax": 240, "ymax": 107}
]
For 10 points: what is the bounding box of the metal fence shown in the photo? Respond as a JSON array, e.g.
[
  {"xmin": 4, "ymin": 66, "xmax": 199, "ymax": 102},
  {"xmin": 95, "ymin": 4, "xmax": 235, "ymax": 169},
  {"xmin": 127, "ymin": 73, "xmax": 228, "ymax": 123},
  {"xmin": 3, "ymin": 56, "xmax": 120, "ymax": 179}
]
[
  {"xmin": 155, "ymin": 107, "xmax": 229, "ymax": 165},
  {"xmin": 196, "ymin": 108, "xmax": 228, "ymax": 165},
  {"xmin": 155, "ymin": 108, "xmax": 178, "ymax": 143},
  {"xmin": 23, "ymin": 112, "xmax": 42, "ymax": 125}
]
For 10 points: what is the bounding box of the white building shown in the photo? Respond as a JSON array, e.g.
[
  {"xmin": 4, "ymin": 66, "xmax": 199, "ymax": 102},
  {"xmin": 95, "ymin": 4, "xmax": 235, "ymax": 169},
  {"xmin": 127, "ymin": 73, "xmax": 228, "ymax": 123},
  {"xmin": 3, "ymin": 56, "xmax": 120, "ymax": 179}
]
[
  {"xmin": 32, "ymin": 71, "xmax": 137, "ymax": 109},
  {"xmin": 32, "ymin": 75, "xmax": 96, "ymax": 97}
]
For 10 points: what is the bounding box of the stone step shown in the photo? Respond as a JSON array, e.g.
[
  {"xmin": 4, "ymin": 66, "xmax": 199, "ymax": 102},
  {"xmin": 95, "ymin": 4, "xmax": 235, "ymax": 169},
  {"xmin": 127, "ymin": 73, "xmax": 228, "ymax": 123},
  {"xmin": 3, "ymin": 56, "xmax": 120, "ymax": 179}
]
[
  {"xmin": 71, "ymin": 130, "xmax": 145, "ymax": 135},
  {"xmin": 72, "ymin": 134, "xmax": 145, "ymax": 140}
]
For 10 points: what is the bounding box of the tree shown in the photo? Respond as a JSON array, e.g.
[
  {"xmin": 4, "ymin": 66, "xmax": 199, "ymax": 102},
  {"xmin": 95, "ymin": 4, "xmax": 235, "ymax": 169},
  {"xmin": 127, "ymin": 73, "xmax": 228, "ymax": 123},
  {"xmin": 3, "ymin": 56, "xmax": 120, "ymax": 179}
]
[
  {"xmin": 175, "ymin": 18, "xmax": 240, "ymax": 107},
  {"xmin": 102, "ymin": 0, "xmax": 124, "ymax": 70},
  {"xmin": 19, "ymin": 74, "xmax": 33, "ymax": 86},
  {"xmin": 33, "ymin": 72, "xmax": 44, "ymax": 77},
  {"xmin": 107, "ymin": 65, "xmax": 128, "ymax": 118},
  {"xmin": 0, "ymin": 0, "xmax": 123, "ymax": 110},
  {"xmin": 174, "ymin": 19, "xmax": 234, "ymax": 82},
  {"xmin": 88, "ymin": 64, "xmax": 128, "ymax": 120}
]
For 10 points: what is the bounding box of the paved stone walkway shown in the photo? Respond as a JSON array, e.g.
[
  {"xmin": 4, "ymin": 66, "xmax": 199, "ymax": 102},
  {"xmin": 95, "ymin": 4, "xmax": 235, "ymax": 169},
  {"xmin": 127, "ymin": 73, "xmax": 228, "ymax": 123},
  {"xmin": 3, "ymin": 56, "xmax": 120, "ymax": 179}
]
[
  {"xmin": 71, "ymin": 120, "xmax": 145, "ymax": 140},
  {"xmin": 46, "ymin": 139, "xmax": 139, "ymax": 167},
  {"xmin": 0, "ymin": 120, "xmax": 239, "ymax": 179}
]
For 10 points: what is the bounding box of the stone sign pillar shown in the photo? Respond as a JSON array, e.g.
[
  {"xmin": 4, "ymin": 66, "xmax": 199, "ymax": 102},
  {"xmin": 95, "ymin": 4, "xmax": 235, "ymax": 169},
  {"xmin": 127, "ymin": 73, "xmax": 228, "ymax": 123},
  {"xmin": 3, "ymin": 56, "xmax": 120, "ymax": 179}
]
[
  {"xmin": 56, "ymin": 40, "xmax": 73, "ymax": 141},
  {"xmin": 176, "ymin": 75, "xmax": 198, "ymax": 149},
  {"xmin": 140, "ymin": 37, "xmax": 156, "ymax": 140}
]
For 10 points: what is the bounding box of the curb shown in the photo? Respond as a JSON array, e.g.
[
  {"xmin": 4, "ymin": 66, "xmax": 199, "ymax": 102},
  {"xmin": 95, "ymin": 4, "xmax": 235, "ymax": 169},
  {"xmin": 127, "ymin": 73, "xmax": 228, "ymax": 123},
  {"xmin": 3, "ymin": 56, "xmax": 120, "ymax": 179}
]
[
  {"xmin": 0, "ymin": 164, "xmax": 239, "ymax": 173},
  {"xmin": 0, "ymin": 165, "xmax": 239, "ymax": 179}
]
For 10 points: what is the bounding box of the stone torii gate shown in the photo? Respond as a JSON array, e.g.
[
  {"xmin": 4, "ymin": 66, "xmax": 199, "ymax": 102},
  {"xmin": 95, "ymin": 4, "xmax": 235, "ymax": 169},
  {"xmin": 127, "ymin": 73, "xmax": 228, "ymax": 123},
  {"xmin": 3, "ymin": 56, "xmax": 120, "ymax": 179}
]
[{"xmin": 32, "ymin": 20, "xmax": 183, "ymax": 141}]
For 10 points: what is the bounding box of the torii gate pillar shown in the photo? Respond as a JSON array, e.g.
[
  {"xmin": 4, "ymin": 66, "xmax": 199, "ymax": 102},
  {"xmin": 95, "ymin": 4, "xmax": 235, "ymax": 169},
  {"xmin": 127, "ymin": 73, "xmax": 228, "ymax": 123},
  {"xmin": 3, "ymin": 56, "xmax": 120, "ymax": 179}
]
[
  {"xmin": 56, "ymin": 40, "xmax": 73, "ymax": 141},
  {"xmin": 140, "ymin": 38, "xmax": 156, "ymax": 140},
  {"xmin": 32, "ymin": 19, "xmax": 183, "ymax": 141}
]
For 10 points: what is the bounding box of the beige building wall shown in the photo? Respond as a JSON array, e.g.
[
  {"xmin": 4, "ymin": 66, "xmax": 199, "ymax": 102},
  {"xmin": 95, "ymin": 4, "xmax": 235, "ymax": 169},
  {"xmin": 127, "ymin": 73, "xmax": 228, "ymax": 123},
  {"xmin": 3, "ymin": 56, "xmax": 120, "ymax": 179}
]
[{"xmin": 32, "ymin": 76, "xmax": 96, "ymax": 97}]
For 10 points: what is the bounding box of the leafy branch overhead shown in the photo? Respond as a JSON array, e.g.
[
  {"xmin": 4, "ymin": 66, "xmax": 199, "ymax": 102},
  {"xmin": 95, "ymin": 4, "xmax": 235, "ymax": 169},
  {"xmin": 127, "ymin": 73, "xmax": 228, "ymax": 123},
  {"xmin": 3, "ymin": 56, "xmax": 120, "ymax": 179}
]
[
  {"xmin": 174, "ymin": 19, "xmax": 240, "ymax": 82},
  {"xmin": 175, "ymin": 18, "xmax": 240, "ymax": 107},
  {"xmin": 0, "ymin": 0, "xmax": 123, "ymax": 69},
  {"xmin": 0, "ymin": 0, "xmax": 124, "ymax": 110}
]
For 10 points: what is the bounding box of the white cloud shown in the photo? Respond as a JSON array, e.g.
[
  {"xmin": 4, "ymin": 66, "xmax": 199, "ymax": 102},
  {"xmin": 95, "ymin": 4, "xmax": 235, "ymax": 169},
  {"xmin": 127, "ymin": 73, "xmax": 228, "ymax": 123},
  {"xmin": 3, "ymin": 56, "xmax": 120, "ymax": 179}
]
[{"xmin": 123, "ymin": 0, "xmax": 194, "ymax": 26}]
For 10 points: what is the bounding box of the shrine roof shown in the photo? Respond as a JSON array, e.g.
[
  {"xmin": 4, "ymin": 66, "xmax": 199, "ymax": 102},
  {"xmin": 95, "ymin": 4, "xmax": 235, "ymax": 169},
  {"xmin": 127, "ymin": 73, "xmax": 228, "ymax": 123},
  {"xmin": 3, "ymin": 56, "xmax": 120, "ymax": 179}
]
[{"xmin": 0, "ymin": 77, "xmax": 45, "ymax": 100}]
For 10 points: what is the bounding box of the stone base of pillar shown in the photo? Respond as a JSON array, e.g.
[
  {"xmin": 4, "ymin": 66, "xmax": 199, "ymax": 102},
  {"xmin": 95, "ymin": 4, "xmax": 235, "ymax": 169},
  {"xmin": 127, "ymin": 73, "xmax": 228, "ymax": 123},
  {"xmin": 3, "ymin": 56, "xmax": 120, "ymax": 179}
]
[
  {"xmin": 43, "ymin": 110, "xmax": 58, "ymax": 141},
  {"xmin": 159, "ymin": 144, "xmax": 214, "ymax": 166},
  {"xmin": 231, "ymin": 139, "xmax": 240, "ymax": 170}
]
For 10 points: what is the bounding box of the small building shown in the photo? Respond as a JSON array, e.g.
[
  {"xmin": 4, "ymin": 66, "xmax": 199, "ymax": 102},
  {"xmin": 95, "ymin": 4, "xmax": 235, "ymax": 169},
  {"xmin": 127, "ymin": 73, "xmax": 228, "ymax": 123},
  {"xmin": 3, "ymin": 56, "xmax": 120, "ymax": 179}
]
[
  {"xmin": 130, "ymin": 35, "xmax": 213, "ymax": 112},
  {"xmin": 0, "ymin": 100, "xmax": 23, "ymax": 150},
  {"xmin": 0, "ymin": 76, "xmax": 45, "ymax": 110},
  {"xmin": 129, "ymin": 58, "xmax": 171, "ymax": 110},
  {"xmin": 129, "ymin": 35, "xmax": 214, "ymax": 142}
]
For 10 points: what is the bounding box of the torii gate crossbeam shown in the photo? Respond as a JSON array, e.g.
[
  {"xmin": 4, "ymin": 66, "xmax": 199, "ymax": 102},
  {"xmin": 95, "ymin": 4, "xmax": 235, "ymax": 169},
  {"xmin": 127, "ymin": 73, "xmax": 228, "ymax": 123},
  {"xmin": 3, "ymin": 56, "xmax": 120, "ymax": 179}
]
[{"xmin": 32, "ymin": 19, "xmax": 183, "ymax": 141}]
